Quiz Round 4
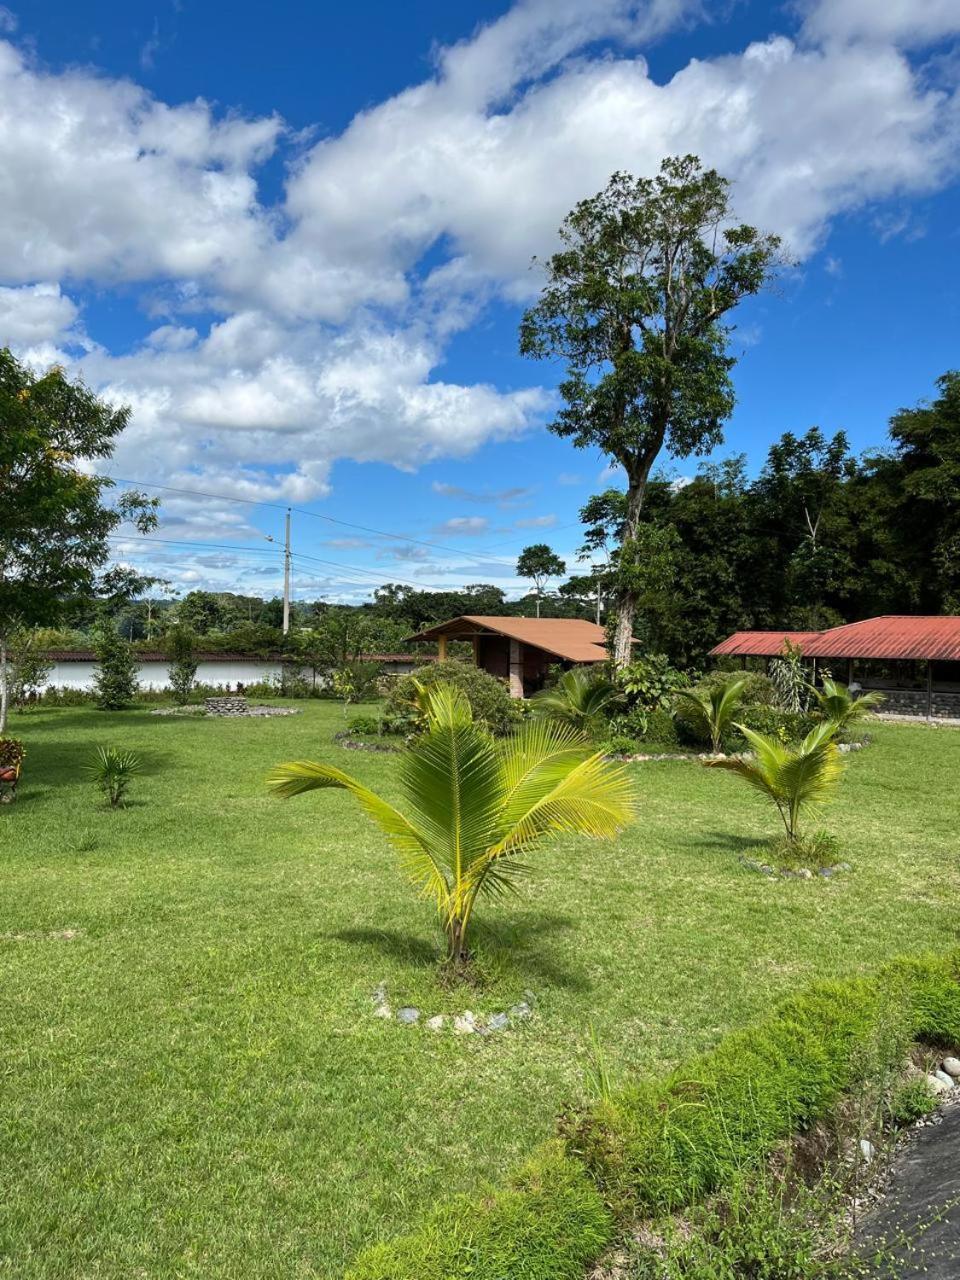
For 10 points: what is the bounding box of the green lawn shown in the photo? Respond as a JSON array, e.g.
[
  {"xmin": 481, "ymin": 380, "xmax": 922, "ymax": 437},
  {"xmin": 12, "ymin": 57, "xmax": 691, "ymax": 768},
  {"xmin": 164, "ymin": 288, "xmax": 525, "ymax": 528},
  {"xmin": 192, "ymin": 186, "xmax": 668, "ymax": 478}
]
[{"xmin": 1, "ymin": 703, "xmax": 957, "ymax": 1278}]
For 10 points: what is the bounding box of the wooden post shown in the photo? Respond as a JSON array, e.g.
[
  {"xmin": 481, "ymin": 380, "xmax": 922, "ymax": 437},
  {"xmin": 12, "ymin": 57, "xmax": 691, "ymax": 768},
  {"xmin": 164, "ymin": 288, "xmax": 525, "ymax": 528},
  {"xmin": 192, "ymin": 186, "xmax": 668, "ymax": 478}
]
[
  {"xmin": 508, "ymin": 639, "xmax": 523, "ymax": 699},
  {"xmin": 437, "ymin": 634, "xmax": 447, "ymax": 661},
  {"xmin": 472, "ymin": 636, "xmax": 480, "ymax": 667}
]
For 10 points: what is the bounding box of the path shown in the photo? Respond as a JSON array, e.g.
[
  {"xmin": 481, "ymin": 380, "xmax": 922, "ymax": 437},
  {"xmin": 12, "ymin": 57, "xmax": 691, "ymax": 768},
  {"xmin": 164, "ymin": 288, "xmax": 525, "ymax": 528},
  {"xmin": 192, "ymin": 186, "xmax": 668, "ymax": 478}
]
[{"xmin": 854, "ymin": 1104, "xmax": 960, "ymax": 1278}]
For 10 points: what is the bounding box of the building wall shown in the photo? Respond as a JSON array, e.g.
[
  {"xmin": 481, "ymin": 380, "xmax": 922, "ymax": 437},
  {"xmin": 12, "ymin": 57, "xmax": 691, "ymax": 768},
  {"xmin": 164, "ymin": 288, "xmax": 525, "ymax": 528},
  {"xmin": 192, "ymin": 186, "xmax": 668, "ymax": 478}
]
[{"xmin": 46, "ymin": 657, "xmax": 421, "ymax": 692}]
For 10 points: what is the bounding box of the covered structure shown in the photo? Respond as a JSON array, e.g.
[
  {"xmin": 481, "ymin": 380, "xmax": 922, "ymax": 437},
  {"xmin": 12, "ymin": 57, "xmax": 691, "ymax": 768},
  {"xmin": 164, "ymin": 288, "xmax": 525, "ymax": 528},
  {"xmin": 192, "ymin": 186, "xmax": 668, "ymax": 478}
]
[
  {"xmin": 408, "ymin": 616, "xmax": 610, "ymax": 698},
  {"xmin": 710, "ymin": 616, "xmax": 960, "ymax": 717}
]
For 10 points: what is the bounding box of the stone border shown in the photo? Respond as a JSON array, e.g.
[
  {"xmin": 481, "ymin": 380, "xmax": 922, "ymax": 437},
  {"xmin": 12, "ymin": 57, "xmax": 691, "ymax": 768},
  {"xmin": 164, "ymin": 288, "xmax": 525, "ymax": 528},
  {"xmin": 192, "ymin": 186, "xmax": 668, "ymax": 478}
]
[
  {"xmin": 151, "ymin": 703, "xmax": 300, "ymax": 718},
  {"xmin": 370, "ymin": 982, "xmax": 535, "ymax": 1034},
  {"xmin": 609, "ymin": 740, "xmax": 868, "ymax": 764},
  {"xmin": 739, "ymin": 854, "xmax": 852, "ymax": 879}
]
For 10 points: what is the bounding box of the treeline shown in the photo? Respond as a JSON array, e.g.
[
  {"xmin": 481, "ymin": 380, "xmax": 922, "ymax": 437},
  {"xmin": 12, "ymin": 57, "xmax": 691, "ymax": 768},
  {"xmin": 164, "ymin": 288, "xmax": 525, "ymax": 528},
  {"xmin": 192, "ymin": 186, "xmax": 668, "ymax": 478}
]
[{"xmin": 588, "ymin": 370, "xmax": 959, "ymax": 666}]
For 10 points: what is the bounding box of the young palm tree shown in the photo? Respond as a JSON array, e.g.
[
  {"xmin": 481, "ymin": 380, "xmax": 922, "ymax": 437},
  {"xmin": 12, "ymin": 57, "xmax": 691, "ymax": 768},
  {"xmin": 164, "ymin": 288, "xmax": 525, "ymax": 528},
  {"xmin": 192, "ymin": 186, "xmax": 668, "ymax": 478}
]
[
  {"xmin": 811, "ymin": 678, "xmax": 884, "ymax": 731},
  {"xmin": 268, "ymin": 683, "xmax": 635, "ymax": 967},
  {"xmin": 530, "ymin": 667, "xmax": 622, "ymax": 739},
  {"xmin": 675, "ymin": 678, "xmax": 747, "ymax": 753},
  {"xmin": 707, "ymin": 720, "xmax": 844, "ymax": 842}
]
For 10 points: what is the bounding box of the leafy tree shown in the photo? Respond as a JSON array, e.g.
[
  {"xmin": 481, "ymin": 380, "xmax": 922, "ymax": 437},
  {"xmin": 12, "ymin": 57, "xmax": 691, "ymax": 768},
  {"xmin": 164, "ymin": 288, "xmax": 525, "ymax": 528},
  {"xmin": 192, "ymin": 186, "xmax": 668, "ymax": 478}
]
[
  {"xmin": 675, "ymin": 677, "xmax": 747, "ymax": 753},
  {"xmin": 516, "ymin": 544, "xmax": 566, "ymax": 617},
  {"xmin": 9, "ymin": 630, "xmax": 53, "ymax": 711},
  {"xmin": 520, "ymin": 156, "xmax": 780, "ymax": 666},
  {"xmin": 530, "ymin": 667, "xmax": 622, "ymax": 739},
  {"xmin": 268, "ymin": 682, "xmax": 635, "ymax": 968},
  {"xmin": 92, "ymin": 626, "xmax": 140, "ymax": 710},
  {"xmin": 166, "ymin": 626, "xmax": 198, "ymax": 703},
  {"xmin": 385, "ymin": 660, "xmax": 516, "ymax": 736},
  {"xmin": 0, "ymin": 348, "xmax": 158, "ymax": 730},
  {"xmin": 708, "ymin": 720, "xmax": 844, "ymax": 843}
]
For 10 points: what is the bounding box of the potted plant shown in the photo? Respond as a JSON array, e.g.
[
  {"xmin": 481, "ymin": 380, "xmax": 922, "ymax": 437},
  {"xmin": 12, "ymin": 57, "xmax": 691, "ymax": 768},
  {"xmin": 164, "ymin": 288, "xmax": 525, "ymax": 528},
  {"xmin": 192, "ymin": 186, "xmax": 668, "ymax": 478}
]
[{"xmin": 0, "ymin": 738, "xmax": 25, "ymax": 804}]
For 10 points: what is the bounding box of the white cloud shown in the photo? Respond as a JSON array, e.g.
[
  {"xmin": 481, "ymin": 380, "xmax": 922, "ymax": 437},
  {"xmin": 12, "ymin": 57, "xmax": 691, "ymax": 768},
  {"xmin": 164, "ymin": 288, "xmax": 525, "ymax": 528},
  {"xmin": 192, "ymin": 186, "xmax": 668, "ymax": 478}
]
[
  {"xmin": 433, "ymin": 516, "xmax": 490, "ymax": 536},
  {"xmin": 0, "ymin": 0, "xmax": 958, "ymax": 520},
  {"xmin": 0, "ymin": 282, "xmax": 80, "ymax": 345},
  {"xmin": 800, "ymin": 0, "xmax": 960, "ymax": 48},
  {"xmin": 515, "ymin": 514, "xmax": 557, "ymax": 528}
]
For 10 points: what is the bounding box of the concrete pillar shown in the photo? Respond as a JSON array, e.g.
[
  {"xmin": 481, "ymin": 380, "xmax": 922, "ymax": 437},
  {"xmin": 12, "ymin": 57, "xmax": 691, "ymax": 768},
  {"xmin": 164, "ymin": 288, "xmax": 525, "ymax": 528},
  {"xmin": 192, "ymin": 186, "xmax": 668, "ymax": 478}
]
[{"xmin": 508, "ymin": 639, "xmax": 524, "ymax": 699}]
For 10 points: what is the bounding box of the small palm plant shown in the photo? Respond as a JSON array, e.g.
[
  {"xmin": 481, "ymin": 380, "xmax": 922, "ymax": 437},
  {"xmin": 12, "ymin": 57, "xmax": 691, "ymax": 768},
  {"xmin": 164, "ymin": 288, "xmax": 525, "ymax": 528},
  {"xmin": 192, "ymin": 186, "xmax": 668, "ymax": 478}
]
[
  {"xmin": 811, "ymin": 678, "xmax": 884, "ymax": 732},
  {"xmin": 86, "ymin": 746, "xmax": 141, "ymax": 808},
  {"xmin": 530, "ymin": 667, "xmax": 622, "ymax": 740},
  {"xmin": 268, "ymin": 682, "xmax": 635, "ymax": 969},
  {"xmin": 707, "ymin": 720, "xmax": 844, "ymax": 844},
  {"xmin": 675, "ymin": 678, "xmax": 747, "ymax": 753}
]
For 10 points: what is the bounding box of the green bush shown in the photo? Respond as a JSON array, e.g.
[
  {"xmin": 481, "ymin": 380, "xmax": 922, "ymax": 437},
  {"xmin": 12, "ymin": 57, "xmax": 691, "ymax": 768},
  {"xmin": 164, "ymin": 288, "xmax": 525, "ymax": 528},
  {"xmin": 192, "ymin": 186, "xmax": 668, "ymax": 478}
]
[
  {"xmin": 565, "ymin": 953, "xmax": 960, "ymax": 1216},
  {"xmin": 617, "ymin": 654, "xmax": 690, "ymax": 712},
  {"xmin": 92, "ymin": 626, "xmax": 139, "ymax": 710},
  {"xmin": 698, "ymin": 669, "xmax": 777, "ymax": 707},
  {"xmin": 642, "ymin": 707, "xmax": 681, "ymax": 748},
  {"xmin": 603, "ymin": 734, "xmax": 638, "ymax": 757},
  {"xmin": 346, "ymin": 1144, "xmax": 613, "ymax": 1280},
  {"xmin": 734, "ymin": 704, "xmax": 820, "ymax": 745},
  {"xmin": 385, "ymin": 661, "xmax": 517, "ymax": 736},
  {"xmin": 347, "ymin": 714, "xmax": 381, "ymax": 736}
]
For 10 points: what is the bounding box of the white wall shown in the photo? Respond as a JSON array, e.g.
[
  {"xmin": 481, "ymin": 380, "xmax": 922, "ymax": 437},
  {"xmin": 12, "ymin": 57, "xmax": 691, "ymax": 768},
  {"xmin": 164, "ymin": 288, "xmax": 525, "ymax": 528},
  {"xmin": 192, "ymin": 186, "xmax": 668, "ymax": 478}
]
[{"xmin": 47, "ymin": 658, "xmax": 283, "ymax": 691}]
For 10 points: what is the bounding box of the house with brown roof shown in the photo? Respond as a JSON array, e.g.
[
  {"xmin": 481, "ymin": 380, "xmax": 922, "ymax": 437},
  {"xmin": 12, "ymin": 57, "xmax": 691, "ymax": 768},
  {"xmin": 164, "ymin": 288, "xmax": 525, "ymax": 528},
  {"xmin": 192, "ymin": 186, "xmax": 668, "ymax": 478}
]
[
  {"xmin": 710, "ymin": 616, "xmax": 960, "ymax": 717},
  {"xmin": 408, "ymin": 616, "xmax": 610, "ymax": 698}
]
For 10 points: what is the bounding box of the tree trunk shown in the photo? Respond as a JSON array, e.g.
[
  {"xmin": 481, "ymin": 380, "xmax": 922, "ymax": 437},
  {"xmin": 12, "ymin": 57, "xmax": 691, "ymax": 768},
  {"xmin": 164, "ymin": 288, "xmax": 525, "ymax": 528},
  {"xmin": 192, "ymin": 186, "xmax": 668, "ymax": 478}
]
[
  {"xmin": 446, "ymin": 916, "xmax": 469, "ymax": 968},
  {"xmin": 611, "ymin": 470, "xmax": 650, "ymax": 669},
  {"xmin": 0, "ymin": 637, "xmax": 7, "ymax": 735},
  {"xmin": 535, "ymin": 592, "xmax": 541, "ymax": 619}
]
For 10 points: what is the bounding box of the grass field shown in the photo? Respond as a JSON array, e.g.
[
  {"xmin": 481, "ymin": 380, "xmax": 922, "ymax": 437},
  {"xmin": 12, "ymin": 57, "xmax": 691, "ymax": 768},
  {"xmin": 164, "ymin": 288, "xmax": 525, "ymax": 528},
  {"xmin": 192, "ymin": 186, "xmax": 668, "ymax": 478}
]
[{"xmin": 1, "ymin": 702, "xmax": 957, "ymax": 1278}]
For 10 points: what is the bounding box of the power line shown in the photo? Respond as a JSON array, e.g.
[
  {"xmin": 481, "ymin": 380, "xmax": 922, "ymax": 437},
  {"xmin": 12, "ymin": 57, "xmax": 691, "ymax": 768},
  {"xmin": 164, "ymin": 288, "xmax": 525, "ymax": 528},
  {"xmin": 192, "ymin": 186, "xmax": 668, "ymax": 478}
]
[{"xmin": 98, "ymin": 472, "xmax": 524, "ymax": 566}]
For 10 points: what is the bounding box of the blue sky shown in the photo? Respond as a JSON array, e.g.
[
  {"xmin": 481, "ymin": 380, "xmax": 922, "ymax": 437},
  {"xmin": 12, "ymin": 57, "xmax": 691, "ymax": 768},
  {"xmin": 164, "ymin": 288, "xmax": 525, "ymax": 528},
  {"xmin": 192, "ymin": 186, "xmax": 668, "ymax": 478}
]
[{"xmin": 3, "ymin": 0, "xmax": 959, "ymax": 602}]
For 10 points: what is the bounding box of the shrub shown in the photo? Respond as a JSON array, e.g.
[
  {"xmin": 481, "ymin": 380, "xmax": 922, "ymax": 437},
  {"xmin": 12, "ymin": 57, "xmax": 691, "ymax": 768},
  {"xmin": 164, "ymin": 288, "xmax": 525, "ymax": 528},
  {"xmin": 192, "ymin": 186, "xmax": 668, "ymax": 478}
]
[
  {"xmin": 733, "ymin": 704, "xmax": 820, "ymax": 745},
  {"xmin": 166, "ymin": 626, "xmax": 198, "ymax": 703},
  {"xmin": 347, "ymin": 714, "xmax": 381, "ymax": 736},
  {"xmin": 698, "ymin": 669, "xmax": 777, "ymax": 708},
  {"xmin": 641, "ymin": 707, "xmax": 681, "ymax": 749},
  {"xmin": 332, "ymin": 660, "xmax": 383, "ymax": 706},
  {"xmin": 0, "ymin": 737, "xmax": 25, "ymax": 769},
  {"xmin": 346, "ymin": 1144, "xmax": 613, "ymax": 1280},
  {"xmin": 564, "ymin": 953, "xmax": 960, "ymax": 1217},
  {"xmin": 92, "ymin": 626, "xmax": 139, "ymax": 710},
  {"xmin": 85, "ymin": 746, "xmax": 141, "ymax": 808},
  {"xmin": 675, "ymin": 679, "xmax": 747, "ymax": 753},
  {"xmin": 530, "ymin": 667, "xmax": 622, "ymax": 739},
  {"xmin": 603, "ymin": 734, "xmax": 638, "ymax": 757},
  {"xmin": 385, "ymin": 661, "xmax": 516, "ymax": 736},
  {"xmin": 617, "ymin": 654, "xmax": 690, "ymax": 712}
]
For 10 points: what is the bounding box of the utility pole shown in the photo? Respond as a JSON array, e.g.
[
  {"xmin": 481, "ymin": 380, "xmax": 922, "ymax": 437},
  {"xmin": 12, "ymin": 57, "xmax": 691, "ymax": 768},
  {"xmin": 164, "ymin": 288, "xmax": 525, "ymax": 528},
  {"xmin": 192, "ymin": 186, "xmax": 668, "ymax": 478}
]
[{"xmin": 283, "ymin": 508, "xmax": 291, "ymax": 635}]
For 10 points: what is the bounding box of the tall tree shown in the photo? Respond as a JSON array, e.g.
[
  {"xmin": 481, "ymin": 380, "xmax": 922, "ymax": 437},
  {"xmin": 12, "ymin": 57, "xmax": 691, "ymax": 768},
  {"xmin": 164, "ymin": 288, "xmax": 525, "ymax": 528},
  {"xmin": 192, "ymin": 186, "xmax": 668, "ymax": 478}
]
[
  {"xmin": 0, "ymin": 349, "xmax": 158, "ymax": 731},
  {"xmin": 520, "ymin": 156, "xmax": 780, "ymax": 666},
  {"xmin": 516, "ymin": 544, "xmax": 566, "ymax": 617}
]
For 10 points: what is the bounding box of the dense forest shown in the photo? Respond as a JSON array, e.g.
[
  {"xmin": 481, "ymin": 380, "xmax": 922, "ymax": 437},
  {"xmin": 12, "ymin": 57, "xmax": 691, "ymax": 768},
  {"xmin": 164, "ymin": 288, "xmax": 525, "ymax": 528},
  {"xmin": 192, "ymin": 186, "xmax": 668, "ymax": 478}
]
[{"xmin": 48, "ymin": 369, "xmax": 959, "ymax": 670}]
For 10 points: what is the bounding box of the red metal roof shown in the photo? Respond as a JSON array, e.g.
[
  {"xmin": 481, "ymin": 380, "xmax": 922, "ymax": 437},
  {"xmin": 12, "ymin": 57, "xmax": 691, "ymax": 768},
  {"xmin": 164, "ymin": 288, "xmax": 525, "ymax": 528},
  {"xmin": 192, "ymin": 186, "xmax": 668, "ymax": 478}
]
[
  {"xmin": 710, "ymin": 617, "xmax": 960, "ymax": 662},
  {"xmin": 409, "ymin": 616, "xmax": 610, "ymax": 663},
  {"xmin": 709, "ymin": 630, "xmax": 820, "ymax": 658},
  {"xmin": 805, "ymin": 617, "xmax": 960, "ymax": 661}
]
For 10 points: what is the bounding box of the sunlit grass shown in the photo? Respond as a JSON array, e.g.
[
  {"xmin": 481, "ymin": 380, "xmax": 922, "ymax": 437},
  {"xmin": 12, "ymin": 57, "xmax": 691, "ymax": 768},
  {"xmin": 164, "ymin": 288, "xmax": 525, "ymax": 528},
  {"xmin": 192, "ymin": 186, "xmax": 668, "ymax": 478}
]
[{"xmin": 1, "ymin": 703, "xmax": 956, "ymax": 1277}]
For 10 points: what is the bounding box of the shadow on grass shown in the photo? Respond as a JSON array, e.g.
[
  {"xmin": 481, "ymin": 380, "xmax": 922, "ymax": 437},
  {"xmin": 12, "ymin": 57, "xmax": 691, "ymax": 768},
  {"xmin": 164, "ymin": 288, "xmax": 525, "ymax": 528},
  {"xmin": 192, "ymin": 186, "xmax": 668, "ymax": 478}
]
[
  {"xmin": 689, "ymin": 829, "xmax": 771, "ymax": 856},
  {"xmin": 334, "ymin": 913, "xmax": 590, "ymax": 992}
]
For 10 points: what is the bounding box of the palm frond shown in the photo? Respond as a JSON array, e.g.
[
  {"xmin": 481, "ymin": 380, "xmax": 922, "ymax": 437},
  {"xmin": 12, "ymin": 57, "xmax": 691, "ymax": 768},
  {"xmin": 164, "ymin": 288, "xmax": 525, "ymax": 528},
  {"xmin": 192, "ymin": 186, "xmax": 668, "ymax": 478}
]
[{"xmin": 267, "ymin": 759, "xmax": 449, "ymax": 909}]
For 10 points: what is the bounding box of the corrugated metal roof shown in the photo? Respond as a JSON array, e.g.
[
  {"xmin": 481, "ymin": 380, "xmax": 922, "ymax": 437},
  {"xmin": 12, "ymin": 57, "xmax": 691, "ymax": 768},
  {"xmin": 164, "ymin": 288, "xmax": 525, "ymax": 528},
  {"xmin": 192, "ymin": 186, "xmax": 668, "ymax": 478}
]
[
  {"xmin": 709, "ymin": 630, "xmax": 820, "ymax": 658},
  {"xmin": 409, "ymin": 616, "xmax": 610, "ymax": 663},
  {"xmin": 805, "ymin": 617, "xmax": 960, "ymax": 661},
  {"xmin": 710, "ymin": 617, "xmax": 960, "ymax": 662}
]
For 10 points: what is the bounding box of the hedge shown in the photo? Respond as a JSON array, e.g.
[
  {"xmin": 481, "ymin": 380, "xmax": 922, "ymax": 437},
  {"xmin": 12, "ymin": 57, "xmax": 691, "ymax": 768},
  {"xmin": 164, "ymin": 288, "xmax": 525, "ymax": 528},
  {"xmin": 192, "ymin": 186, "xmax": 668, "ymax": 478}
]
[
  {"xmin": 345, "ymin": 1143, "xmax": 612, "ymax": 1280},
  {"xmin": 565, "ymin": 952, "xmax": 960, "ymax": 1215},
  {"xmin": 345, "ymin": 953, "xmax": 960, "ymax": 1277}
]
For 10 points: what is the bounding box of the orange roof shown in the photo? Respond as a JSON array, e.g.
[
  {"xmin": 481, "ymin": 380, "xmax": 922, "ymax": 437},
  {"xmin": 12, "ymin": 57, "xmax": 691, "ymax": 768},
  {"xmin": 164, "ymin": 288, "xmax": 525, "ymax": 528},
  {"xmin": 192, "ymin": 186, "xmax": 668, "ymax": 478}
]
[
  {"xmin": 710, "ymin": 616, "xmax": 960, "ymax": 662},
  {"xmin": 409, "ymin": 616, "xmax": 610, "ymax": 663}
]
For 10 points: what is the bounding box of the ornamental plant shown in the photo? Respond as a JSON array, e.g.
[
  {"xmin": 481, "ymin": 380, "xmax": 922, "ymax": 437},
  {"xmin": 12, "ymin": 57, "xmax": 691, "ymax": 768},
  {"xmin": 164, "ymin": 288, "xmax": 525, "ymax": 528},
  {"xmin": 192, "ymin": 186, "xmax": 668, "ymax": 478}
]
[
  {"xmin": 86, "ymin": 746, "xmax": 141, "ymax": 808},
  {"xmin": 269, "ymin": 681, "xmax": 635, "ymax": 970}
]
